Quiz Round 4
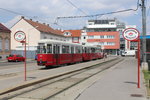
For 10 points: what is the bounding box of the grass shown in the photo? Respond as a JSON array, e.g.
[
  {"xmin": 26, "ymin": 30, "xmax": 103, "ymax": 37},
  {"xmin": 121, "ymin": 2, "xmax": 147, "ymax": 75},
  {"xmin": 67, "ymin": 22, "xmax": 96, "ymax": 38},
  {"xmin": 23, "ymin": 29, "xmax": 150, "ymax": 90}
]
[{"xmin": 143, "ymin": 70, "xmax": 150, "ymax": 96}]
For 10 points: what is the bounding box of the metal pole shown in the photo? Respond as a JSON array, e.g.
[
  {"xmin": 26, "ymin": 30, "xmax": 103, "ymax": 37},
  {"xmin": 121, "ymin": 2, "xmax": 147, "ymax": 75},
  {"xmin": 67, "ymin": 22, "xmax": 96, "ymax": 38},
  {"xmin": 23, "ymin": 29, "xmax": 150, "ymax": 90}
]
[
  {"xmin": 138, "ymin": 39, "xmax": 140, "ymax": 88},
  {"xmin": 141, "ymin": 0, "xmax": 148, "ymax": 70},
  {"xmin": 24, "ymin": 39, "xmax": 27, "ymax": 81}
]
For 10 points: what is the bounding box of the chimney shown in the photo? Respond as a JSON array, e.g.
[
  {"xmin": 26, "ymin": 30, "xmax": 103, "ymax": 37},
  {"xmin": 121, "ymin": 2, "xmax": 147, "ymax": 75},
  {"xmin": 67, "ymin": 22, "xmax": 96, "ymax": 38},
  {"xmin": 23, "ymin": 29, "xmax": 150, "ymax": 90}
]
[
  {"xmin": 30, "ymin": 19, "xmax": 32, "ymax": 21},
  {"xmin": 36, "ymin": 21, "xmax": 38, "ymax": 23},
  {"xmin": 21, "ymin": 16, "xmax": 24, "ymax": 19},
  {"xmin": 43, "ymin": 23, "xmax": 45, "ymax": 25},
  {"xmin": 47, "ymin": 24, "xmax": 49, "ymax": 26}
]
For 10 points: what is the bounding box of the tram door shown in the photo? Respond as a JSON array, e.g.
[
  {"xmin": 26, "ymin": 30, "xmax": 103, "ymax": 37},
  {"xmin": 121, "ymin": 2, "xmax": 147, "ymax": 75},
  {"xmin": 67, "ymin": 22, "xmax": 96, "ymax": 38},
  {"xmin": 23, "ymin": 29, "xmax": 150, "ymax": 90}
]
[
  {"xmin": 71, "ymin": 46, "xmax": 74, "ymax": 62},
  {"xmin": 53, "ymin": 44, "xmax": 60, "ymax": 65}
]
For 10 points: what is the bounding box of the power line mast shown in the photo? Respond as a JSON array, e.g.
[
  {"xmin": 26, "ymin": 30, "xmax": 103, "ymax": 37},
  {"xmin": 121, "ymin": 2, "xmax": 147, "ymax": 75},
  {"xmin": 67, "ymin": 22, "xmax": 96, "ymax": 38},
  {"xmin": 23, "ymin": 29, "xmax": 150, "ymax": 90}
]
[{"xmin": 141, "ymin": 0, "xmax": 148, "ymax": 70}]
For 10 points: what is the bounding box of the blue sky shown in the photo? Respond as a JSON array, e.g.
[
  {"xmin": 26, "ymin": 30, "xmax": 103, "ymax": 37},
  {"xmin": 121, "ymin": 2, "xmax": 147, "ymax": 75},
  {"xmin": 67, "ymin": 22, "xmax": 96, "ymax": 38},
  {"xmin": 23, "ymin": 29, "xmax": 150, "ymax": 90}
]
[{"xmin": 0, "ymin": 0, "xmax": 149, "ymax": 34}]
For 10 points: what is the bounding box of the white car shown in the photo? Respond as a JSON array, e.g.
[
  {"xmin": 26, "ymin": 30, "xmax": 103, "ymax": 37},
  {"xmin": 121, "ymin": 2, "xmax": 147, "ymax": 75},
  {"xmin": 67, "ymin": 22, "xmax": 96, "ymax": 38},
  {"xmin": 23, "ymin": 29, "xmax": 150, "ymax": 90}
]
[{"xmin": 121, "ymin": 50, "xmax": 136, "ymax": 57}]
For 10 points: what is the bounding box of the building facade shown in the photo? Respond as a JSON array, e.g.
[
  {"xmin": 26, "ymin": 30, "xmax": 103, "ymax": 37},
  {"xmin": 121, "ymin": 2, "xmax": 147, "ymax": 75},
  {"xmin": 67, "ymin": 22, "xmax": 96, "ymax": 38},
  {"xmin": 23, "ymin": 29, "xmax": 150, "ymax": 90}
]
[
  {"xmin": 11, "ymin": 17, "xmax": 67, "ymax": 58},
  {"xmin": 82, "ymin": 18, "xmax": 121, "ymax": 55},
  {"xmin": 11, "ymin": 17, "xmax": 67, "ymax": 51},
  {"xmin": 63, "ymin": 30, "xmax": 81, "ymax": 43},
  {"xmin": 0, "ymin": 23, "xmax": 11, "ymax": 59}
]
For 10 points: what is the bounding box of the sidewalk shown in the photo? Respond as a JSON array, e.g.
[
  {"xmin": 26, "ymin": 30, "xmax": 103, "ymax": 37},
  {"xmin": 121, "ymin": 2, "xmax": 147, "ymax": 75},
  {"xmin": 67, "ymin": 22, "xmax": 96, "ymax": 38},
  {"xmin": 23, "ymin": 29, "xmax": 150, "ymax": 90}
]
[{"xmin": 76, "ymin": 57, "xmax": 147, "ymax": 100}]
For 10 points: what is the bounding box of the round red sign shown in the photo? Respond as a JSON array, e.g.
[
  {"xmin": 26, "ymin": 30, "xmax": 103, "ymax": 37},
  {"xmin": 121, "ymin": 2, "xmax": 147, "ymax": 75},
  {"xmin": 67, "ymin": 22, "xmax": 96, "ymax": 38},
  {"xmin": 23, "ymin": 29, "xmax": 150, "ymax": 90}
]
[
  {"xmin": 123, "ymin": 28, "xmax": 140, "ymax": 41},
  {"xmin": 14, "ymin": 31, "xmax": 26, "ymax": 42}
]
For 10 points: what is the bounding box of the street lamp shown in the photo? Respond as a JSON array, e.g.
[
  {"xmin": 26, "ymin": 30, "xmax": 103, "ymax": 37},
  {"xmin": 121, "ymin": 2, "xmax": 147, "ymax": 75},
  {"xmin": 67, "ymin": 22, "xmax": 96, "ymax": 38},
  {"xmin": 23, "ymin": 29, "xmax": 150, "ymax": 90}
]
[{"xmin": 28, "ymin": 26, "xmax": 38, "ymax": 51}]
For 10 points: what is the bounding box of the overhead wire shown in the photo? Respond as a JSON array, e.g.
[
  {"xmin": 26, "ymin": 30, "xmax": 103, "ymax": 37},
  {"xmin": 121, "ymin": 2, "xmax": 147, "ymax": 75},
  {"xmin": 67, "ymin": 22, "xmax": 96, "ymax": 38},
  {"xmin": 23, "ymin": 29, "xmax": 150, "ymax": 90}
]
[
  {"xmin": 66, "ymin": 0, "xmax": 87, "ymax": 15},
  {"xmin": 57, "ymin": 0, "xmax": 140, "ymax": 19}
]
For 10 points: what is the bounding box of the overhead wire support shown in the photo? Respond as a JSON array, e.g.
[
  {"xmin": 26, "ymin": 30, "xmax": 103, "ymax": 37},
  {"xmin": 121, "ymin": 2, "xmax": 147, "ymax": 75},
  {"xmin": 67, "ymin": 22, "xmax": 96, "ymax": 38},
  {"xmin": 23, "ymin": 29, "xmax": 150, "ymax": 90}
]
[{"xmin": 57, "ymin": 8, "xmax": 139, "ymax": 19}]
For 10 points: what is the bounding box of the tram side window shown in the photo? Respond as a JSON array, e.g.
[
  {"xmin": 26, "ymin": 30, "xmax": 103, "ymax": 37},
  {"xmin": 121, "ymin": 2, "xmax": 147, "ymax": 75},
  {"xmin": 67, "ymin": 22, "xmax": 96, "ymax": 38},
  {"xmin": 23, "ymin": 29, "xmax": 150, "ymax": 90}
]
[
  {"xmin": 71, "ymin": 46, "xmax": 74, "ymax": 54},
  {"xmin": 75, "ymin": 46, "xmax": 81, "ymax": 53},
  {"xmin": 91, "ymin": 48, "xmax": 96, "ymax": 53},
  {"xmin": 37, "ymin": 45, "xmax": 46, "ymax": 53},
  {"xmin": 47, "ymin": 44, "xmax": 52, "ymax": 53},
  {"xmin": 62, "ymin": 45, "xmax": 69, "ymax": 53}
]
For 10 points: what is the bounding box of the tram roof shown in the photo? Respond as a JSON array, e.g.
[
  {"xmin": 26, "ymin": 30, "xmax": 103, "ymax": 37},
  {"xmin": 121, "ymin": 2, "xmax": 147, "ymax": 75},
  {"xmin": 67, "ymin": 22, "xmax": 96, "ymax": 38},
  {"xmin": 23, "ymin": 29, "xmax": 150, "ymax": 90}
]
[
  {"xmin": 82, "ymin": 44, "xmax": 101, "ymax": 48},
  {"xmin": 38, "ymin": 39, "xmax": 82, "ymax": 46}
]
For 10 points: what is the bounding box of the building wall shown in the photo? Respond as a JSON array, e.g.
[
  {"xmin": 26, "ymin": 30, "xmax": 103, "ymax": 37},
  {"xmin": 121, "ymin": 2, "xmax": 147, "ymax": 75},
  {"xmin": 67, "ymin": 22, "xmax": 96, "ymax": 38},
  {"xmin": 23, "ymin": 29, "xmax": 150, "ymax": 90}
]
[
  {"xmin": 11, "ymin": 19, "xmax": 41, "ymax": 50},
  {"xmin": 86, "ymin": 31, "xmax": 120, "ymax": 49},
  {"xmin": 0, "ymin": 32, "xmax": 11, "ymax": 58},
  {"xmin": 40, "ymin": 32, "xmax": 68, "ymax": 42}
]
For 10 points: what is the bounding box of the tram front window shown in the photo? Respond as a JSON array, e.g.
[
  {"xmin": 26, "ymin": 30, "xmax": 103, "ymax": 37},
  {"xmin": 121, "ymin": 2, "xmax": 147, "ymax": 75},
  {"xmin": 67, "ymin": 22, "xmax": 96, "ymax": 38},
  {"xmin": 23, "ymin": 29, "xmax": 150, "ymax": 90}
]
[{"xmin": 37, "ymin": 46, "xmax": 46, "ymax": 53}]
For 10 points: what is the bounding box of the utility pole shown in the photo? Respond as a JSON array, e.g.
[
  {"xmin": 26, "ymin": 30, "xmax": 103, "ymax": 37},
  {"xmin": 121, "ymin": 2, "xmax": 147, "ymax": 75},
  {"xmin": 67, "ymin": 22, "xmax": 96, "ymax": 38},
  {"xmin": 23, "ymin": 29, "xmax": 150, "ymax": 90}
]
[{"xmin": 141, "ymin": 0, "xmax": 148, "ymax": 70}]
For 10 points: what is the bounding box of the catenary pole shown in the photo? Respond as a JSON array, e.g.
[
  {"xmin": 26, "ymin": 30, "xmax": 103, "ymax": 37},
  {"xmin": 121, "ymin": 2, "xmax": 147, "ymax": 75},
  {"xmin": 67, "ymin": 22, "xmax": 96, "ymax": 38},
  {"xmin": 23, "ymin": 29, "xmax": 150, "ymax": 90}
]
[{"xmin": 141, "ymin": 0, "xmax": 148, "ymax": 70}]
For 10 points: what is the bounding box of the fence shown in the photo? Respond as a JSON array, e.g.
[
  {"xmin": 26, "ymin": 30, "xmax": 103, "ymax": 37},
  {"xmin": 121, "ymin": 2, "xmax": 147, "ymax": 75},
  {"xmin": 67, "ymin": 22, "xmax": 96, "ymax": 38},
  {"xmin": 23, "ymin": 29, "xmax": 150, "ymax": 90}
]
[{"xmin": 11, "ymin": 50, "xmax": 36, "ymax": 59}]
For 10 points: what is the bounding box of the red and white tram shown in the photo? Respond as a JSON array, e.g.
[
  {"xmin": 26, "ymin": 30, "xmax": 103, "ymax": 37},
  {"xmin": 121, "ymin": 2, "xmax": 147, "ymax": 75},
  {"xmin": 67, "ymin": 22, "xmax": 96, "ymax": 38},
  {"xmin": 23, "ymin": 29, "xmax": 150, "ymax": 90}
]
[
  {"xmin": 82, "ymin": 45, "xmax": 104, "ymax": 61},
  {"xmin": 37, "ymin": 39, "xmax": 82, "ymax": 67},
  {"xmin": 37, "ymin": 39, "xmax": 104, "ymax": 67}
]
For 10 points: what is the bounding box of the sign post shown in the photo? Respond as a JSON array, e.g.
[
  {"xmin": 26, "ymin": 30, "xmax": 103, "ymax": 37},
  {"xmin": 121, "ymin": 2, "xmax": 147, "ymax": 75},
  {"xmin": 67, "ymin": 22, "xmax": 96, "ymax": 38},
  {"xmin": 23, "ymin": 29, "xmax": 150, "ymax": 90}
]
[
  {"xmin": 123, "ymin": 28, "xmax": 140, "ymax": 88},
  {"xmin": 14, "ymin": 31, "xmax": 27, "ymax": 81}
]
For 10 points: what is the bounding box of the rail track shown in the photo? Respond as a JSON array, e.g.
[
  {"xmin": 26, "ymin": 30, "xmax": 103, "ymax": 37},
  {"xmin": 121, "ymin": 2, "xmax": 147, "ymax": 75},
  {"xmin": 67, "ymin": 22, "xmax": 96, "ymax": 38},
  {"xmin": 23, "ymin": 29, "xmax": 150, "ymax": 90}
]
[{"xmin": 1, "ymin": 57, "xmax": 123, "ymax": 100}]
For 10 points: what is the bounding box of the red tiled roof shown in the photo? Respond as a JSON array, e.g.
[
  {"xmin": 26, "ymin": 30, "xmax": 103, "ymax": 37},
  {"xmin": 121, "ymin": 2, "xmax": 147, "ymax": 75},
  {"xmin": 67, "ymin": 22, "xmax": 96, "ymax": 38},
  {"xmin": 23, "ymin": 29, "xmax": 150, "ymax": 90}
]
[
  {"xmin": 63, "ymin": 30, "xmax": 81, "ymax": 37},
  {"xmin": 24, "ymin": 19, "xmax": 64, "ymax": 36},
  {"xmin": 0, "ymin": 23, "xmax": 11, "ymax": 33}
]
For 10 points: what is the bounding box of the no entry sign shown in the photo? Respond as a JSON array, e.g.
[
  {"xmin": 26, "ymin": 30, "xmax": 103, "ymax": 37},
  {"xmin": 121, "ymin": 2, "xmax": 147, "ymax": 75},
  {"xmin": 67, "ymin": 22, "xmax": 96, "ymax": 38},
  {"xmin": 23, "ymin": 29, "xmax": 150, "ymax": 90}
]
[{"xmin": 123, "ymin": 28, "xmax": 140, "ymax": 41}]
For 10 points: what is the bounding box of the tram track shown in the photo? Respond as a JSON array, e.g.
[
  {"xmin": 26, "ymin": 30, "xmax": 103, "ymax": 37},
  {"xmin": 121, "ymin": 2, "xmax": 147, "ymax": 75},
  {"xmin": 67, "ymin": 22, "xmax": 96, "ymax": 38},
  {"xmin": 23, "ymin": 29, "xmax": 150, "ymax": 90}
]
[{"xmin": 0, "ymin": 57, "xmax": 124, "ymax": 100}]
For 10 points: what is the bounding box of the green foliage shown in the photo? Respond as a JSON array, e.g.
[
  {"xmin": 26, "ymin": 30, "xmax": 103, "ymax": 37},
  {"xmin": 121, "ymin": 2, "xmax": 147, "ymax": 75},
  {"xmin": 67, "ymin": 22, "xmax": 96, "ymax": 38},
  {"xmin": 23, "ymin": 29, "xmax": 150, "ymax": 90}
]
[{"xmin": 143, "ymin": 70, "xmax": 150, "ymax": 80}]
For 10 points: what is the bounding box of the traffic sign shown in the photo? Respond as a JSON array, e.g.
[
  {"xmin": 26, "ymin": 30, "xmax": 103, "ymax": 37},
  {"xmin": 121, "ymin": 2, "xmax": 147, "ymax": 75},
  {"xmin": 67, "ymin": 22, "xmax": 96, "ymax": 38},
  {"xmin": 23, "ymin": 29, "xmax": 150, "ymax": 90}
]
[
  {"xmin": 14, "ymin": 31, "xmax": 27, "ymax": 81},
  {"xmin": 123, "ymin": 28, "xmax": 140, "ymax": 41},
  {"xmin": 14, "ymin": 31, "xmax": 26, "ymax": 42}
]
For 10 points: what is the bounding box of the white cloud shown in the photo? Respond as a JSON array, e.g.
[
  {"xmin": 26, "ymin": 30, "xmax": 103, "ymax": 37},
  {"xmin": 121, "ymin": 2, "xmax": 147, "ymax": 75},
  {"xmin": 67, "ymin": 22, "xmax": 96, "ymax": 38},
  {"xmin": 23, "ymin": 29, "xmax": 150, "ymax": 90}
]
[{"xmin": 0, "ymin": 0, "xmax": 144, "ymax": 30}]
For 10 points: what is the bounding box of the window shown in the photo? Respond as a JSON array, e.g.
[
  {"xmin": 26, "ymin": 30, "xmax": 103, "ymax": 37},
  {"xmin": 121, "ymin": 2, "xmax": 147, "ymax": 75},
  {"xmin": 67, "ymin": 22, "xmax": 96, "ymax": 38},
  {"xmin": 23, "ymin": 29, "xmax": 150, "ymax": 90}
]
[
  {"xmin": 47, "ymin": 44, "xmax": 52, "ymax": 53},
  {"xmin": 99, "ymin": 42, "xmax": 104, "ymax": 45},
  {"xmin": 75, "ymin": 46, "xmax": 81, "ymax": 53},
  {"xmin": 107, "ymin": 35, "xmax": 114, "ymax": 39},
  {"xmin": 64, "ymin": 32, "xmax": 71, "ymax": 36},
  {"xmin": 91, "ymin": 48, "xmax": 96, "ymax": 53},
  {"xmin": 110, "ymin": 23, "xmax": 115, "ymax": 25},
  {"xmin": 62, "ymin": 45, "xmax": 69, "ymax": 53},
  {"xmin": 37, "ymin": 43, "xmax": 46, "ymax": 53},
  {"xmin": 100, "ymin": 36, "xmax": 104, "ymax": 39},
  {"xmin": 107, "ymin": 42, "xmax": 115, "ymax": 45},
  {"xmin": 88, "ymin": 36, "xmax": 94, "ymax": 39},
  {"xmin": 5, "ymin": 39, "xmax": 9, "ymax": 51},
  {"xmin": 0, "ymin": 37, "xmax": 2, "ymax": 51},
  {"xmin": 73, "ymin": 37, "xmax": 79, "ymax": 42}
]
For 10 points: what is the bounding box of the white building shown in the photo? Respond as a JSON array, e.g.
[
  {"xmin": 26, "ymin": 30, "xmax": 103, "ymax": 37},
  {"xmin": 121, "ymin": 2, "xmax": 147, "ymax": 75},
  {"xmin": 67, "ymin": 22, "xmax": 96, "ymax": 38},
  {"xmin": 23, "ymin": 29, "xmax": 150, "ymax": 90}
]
[{"xmin": 11, "ymin": 16, "xmax": 67, "ymax": 51}]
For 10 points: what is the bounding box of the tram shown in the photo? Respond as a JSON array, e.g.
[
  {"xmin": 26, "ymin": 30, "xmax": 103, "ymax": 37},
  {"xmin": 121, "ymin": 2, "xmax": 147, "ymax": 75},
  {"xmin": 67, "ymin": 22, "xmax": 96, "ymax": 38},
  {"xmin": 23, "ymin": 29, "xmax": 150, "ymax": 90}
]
[{"xmin": 37, "ymin": 39, "xmax": 104, "ymax": 67}]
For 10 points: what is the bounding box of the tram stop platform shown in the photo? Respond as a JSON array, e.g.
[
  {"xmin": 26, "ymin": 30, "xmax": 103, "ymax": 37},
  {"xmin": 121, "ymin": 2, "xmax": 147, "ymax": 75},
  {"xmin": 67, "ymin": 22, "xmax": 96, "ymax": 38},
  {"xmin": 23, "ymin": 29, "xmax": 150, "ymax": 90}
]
[{"xmin": 76, "ymin": 57, "xmax": 147, "ymax": 100}]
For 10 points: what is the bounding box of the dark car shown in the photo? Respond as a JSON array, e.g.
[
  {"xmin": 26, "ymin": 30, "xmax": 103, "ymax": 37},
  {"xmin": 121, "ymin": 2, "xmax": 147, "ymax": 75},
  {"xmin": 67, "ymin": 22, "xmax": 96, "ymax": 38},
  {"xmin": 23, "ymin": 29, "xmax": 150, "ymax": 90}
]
[{"xmin": 7, "ymin": 54, "xmax": 25, "ymax": 62}]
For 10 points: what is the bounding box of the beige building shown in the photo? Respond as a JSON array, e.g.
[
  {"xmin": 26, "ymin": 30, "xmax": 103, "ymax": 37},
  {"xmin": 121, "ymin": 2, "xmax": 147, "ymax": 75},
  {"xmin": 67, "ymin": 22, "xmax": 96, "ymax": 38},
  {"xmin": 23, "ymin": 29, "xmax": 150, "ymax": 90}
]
[
  {"xmin": 0, "ymin": 23, "xmax": 11, "ymax": 59},
  {"xmin": 11, "ymin": 16, "xmax": 67, "ymax": 51}
]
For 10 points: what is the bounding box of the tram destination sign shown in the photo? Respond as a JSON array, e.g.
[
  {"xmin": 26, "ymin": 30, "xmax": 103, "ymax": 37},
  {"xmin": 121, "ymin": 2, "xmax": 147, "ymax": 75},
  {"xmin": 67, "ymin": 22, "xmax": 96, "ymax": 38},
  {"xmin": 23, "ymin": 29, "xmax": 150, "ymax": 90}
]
[
  {"xmin": 123, "ymin": 28, "xmax": 140, "ymax": 41},
  {"xmin": 14, "ymin": 31, "xmax": 26, "ymax": 42}
]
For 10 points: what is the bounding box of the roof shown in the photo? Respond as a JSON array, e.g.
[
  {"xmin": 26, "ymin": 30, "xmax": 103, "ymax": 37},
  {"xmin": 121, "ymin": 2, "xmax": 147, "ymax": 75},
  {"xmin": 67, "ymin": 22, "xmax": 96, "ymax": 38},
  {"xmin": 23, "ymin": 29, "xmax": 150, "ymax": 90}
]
[
  {"xmin": 0, "ymin": 23, "xmax": 11, "ymax": 33},
  {"xmin": 63, "ymin": 30, "xmax": 81, "ymax": 37},
  {"xmin": 23, "ymin": 18, "xmax": 64, "ymax": 36}
]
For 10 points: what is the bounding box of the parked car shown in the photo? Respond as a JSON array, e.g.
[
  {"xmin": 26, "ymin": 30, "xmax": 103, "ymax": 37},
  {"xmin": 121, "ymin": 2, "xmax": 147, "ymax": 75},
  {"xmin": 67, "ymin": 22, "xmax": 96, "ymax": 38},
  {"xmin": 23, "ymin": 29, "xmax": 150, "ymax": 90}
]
[
  {"xmin": 7, "ymin": 54, "xmax": 25, "ymax": 62},
  {"xmin": 121, "ymin": 50, "xmax": 136, "ymax": 57}
]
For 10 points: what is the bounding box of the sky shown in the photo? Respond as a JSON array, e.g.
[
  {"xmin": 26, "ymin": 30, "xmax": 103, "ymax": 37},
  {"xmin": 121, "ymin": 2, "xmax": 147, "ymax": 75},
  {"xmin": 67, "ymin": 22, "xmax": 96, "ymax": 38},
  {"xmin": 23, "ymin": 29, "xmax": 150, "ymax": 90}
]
[{"xmin": 0, "ymin": 0, "xmax": 149, "ymax": 34}]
